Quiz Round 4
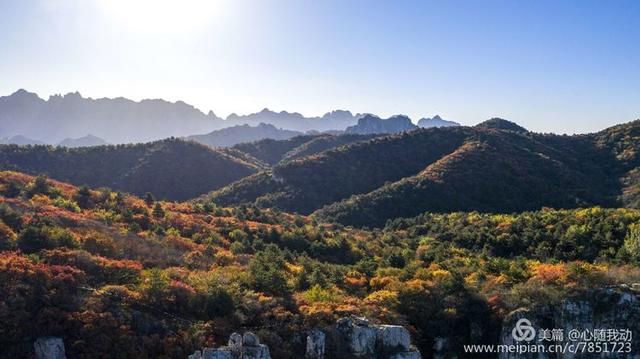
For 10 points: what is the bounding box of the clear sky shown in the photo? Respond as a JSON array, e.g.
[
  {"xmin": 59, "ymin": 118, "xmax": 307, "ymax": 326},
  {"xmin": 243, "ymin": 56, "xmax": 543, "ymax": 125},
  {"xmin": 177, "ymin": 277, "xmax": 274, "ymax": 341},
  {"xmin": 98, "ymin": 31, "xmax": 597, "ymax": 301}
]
[{"xmin": 1, "ymin": 0, "xmax": 638, "ymax": 133}]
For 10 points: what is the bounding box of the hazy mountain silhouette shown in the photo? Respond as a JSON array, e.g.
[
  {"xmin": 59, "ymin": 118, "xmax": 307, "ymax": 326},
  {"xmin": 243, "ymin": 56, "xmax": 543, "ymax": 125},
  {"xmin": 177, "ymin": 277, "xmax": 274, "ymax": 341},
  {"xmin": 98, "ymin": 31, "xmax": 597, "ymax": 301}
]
[
  {"xmin": 187, "ymin": 123, "xmax": 303, "ymax": 148},
  {"xmin": 0, "ymin": 90, "xmax": 374, "ymax": 142},
  {"xmin": 417, "ymin": 115, "xmax": 460, "ymax": 128},
  {"xmin": 57, "ymin": 134, "xmax": 108, "ymax": 148},
  {"xmin": 0, "ymin": 89, "xmax": 224, "ymax": 144},
  {"xmin": 0, "ymin": 135, "xmax": 46, "ymax": 145},
  {"xmin": 345, "ymin": 114, "xmax": 417, "ymax": 134},
  {"xmin": 226, "ymin": 108, "xmax": 363, "ymax": 132}
]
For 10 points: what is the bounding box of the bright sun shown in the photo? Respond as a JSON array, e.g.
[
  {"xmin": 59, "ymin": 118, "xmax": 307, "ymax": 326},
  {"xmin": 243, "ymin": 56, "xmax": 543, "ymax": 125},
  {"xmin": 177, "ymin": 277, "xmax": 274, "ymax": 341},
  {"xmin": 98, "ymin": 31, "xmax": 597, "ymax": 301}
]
[{"xmin": 96, "ymin": 0, "xmax": 224, "ymax": 35}]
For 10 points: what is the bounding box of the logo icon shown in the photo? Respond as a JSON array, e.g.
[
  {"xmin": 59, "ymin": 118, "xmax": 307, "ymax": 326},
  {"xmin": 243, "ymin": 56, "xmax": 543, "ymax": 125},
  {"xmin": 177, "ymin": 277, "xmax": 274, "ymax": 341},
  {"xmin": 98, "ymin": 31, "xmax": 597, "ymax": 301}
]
[{"xmin": 512, "ymin": 318, "xmax": 536, "ymax": 342}]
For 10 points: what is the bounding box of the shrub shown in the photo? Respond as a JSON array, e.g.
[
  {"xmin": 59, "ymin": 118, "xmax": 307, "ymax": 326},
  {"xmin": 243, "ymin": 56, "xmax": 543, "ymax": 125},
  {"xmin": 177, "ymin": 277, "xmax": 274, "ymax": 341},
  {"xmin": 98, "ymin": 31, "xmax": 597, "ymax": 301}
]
[{"xmin": 17, "ymin": 225, "xmax": 79, "ymax": 253}]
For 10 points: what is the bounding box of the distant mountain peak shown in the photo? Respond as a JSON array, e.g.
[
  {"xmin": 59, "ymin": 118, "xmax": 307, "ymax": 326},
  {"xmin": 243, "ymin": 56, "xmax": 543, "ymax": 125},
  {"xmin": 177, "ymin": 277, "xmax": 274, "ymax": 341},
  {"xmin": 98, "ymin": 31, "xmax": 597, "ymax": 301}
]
[
  {"xmin": 345, "ymin": 114, "xmax": 417, "ymax": 135},
  {"xmin": 417, "ymin": 115, "xmax": 460, "ymax": 128}
]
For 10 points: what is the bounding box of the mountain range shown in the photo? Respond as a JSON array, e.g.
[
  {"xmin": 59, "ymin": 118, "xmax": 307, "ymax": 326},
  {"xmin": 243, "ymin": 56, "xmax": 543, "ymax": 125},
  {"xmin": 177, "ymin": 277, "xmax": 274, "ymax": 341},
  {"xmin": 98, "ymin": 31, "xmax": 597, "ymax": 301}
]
[
  {"xmin": 0, "ymin": 89, "xmax": 458, "ymax": 144},
  {"xmin": 186, "ymin": 123, "xmax": 303, "ymax": 148}
]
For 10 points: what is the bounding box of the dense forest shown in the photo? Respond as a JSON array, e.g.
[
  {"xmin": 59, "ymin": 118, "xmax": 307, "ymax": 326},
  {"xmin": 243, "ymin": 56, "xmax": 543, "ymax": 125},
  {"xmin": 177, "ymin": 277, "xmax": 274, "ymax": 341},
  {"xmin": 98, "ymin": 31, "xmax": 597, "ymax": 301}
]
[{"xmin": 1, "ymin": 171, "xmax": 640, "ymax": 357}]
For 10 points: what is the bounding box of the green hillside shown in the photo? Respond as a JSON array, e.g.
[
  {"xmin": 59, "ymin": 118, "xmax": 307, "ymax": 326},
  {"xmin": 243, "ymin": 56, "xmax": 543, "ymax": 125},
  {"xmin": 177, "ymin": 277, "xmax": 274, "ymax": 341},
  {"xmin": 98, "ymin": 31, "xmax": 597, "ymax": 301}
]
[{"xmin": 0, "ymin": 139, "xmax": 258, "ymax": 200}]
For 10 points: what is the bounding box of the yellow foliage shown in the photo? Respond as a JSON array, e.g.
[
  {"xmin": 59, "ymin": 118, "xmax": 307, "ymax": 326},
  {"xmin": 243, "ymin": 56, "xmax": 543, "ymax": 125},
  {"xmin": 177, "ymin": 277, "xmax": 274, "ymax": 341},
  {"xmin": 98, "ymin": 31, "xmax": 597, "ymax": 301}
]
[{"xmin": 364, "ymin": 290, "xmax": 399, "ymax": 308}]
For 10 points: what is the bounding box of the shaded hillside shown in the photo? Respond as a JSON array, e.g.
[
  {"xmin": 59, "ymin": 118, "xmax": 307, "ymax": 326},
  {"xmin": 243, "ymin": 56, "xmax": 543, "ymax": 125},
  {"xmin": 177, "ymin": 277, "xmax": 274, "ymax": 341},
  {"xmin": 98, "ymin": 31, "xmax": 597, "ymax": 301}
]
[
  {"xmin": 187, "ymin": 123, "xmax": 302, "ymax": 148},
  {"xmin": 476, "ymin": 118, "xmax": 528, "ymax": 133},
  {"xmin": 213, "ymin": 120, "xmax": 640, "ymax": 226},
  {"xmin": 0, "ymin": 139, "xmax": 258, "ymax": 200},
  {"xmin": 280, "ymin": 133, "xmax": 380, "ymax": 162},
  {"xmin": 230, "ymin": 133, "xmax": 379, "ymax": 165},
  {"xmin": 211, "ymin": 127, "xmax": 471, "ymax": 213},
  {"xmin": 232, "ymin": 135, "xmax": 320, "ymax": 165},
  {"xmin": 315, "ymin": 130, "xmax": 619, "ymax": 227}
]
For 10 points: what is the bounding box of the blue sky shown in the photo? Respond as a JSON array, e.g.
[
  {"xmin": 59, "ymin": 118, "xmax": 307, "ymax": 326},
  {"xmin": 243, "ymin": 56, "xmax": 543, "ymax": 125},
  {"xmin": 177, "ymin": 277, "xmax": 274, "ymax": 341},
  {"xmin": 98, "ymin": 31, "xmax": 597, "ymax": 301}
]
[{"xmin": 0, "ymin": 0, "xmax": 638, "ymax": 133}]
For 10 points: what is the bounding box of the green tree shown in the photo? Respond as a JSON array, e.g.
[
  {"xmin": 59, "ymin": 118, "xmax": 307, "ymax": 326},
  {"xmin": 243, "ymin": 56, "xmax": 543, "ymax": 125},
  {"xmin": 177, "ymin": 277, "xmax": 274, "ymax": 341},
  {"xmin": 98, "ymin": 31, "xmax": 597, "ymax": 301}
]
[
  {"xmin": 27, "ymin": 175, "xmax": 51, "ymax": 197},
  {"xmin": 152, "ymin": 202, "xmax": 165, "ymax": 218},
  {"xmin": 74, "ymin": 185, "xmax": 93, "ymax": 209},
  {"xmin": 144, "ymin": 192, "xmax": 155, "ymax": 207},
  {"xmin": 249, "ymin": 244, "xmax": 288, "ymax": 295},
  {"xmin": 624, "ymin": 223, "xmax": 640, "ymax": 260},
  {"xmin": 2, "ymin": 181, "xmax": 21, "ymax": 198}
]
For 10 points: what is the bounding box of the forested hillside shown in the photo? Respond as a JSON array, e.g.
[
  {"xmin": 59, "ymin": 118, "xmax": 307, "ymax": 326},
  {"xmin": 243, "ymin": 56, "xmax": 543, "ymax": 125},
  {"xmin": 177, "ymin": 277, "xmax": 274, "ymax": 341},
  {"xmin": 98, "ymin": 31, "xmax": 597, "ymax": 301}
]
[
  {"xmin": 1, "ymin": 172, "xmax": 639, "ymax": 357},
  {"xmin": 212, "ymin": 120, "xmax": 640, "ymax": 227},
  {"xmin": 0, "ymin": 139, "xmax": 258, "ymax": 200},
  {"xmin": 230, "ymin": 133, "xmax": 379, "ymax": 166}
]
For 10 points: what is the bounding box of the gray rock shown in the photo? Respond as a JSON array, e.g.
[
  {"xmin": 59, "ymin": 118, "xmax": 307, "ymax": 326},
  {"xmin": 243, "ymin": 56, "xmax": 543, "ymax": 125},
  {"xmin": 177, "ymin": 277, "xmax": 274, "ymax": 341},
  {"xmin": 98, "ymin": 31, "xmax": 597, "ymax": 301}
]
[
  {"xmin": 306, "ymin": 329, "xmax": 325, "ymax": 358},
  {"xmin": 228, "ymin": 332, "xmax": 243, "ymax": 358},
  {"xmin": 242, "ymin": 332, "xmax": 260, "ymax": 347},
  {"xmin": 34, "ymin": 337, "xmax": 66, "ymax": 359},
  {"xmin": 188, "ymin": 350, "xmax": 202, "ymax": 359},
  {"xmin": 334, "ymin": 316, "xmax": 378, "ymax": 357},
  {"xmin": 376, "ymin": 325, "xmax": 411, "ymax": 353},
  {"xmin": 242, "ymin": 344, "xmax": 270, "ymax": 359},
  {"xmin": 203, "ymin": 348, "xmax": 232, "ymax": 359}
]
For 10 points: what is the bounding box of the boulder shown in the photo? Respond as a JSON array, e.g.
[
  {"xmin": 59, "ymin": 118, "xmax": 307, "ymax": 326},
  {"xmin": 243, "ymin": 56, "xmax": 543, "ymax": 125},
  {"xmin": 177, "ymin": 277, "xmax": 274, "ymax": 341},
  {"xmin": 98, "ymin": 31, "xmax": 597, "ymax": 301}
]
[
  {"xmin": 228, "ymin": 332, "xmax": 243, "ymax": 358},
  {"xmin": 376, "ymin": 325, "xmax": 411, "ymax": 353},
  {"xmin": 202, "ymin": 348, "xmax": 232, "ymax": 359},
  {"xmin": 242, "ymin": 332, "xmax": 260, "ymax": 347},
  {"xmin": 34, "ymin": 337, "xmax": 66, "ymax": 359},
  {"xmin": 334, "ymin": 316, "xmax": 378, "ymax": 357},
  {"xmin": 241, "ymin": 344, "xmax": 270, "ymax": 359},
  {"xmin": 306, "ymin": 329, "xmax": 325, "ymax": 358}
]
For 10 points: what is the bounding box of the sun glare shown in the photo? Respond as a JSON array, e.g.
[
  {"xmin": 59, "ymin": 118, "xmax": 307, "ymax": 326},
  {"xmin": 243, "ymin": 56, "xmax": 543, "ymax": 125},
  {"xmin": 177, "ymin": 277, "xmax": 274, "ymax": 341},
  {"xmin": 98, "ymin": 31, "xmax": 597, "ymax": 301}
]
[{"xmin": 96, "ymin": 0, "xmax": 224, "ymax": 35}]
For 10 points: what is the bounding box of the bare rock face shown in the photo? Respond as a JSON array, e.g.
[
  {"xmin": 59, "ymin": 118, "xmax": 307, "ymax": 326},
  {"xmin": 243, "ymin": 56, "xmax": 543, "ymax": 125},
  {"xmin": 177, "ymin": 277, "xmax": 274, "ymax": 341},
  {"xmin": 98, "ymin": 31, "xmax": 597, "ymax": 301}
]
[
  {"xmin": 242, "ymin": 344, "xmax": 270, "ymax": 359},
  {"xmin": 499, "ymin": 286, "xmax": 640, "ymax": 359},
  {"xmin": 306, "ymin": 329, "xmax": 326, "ymax": 359},
  {"xmin": 330, "ymin": 316, "xmax": 422, "ymax": 359},
  {"xmin": 202, "ymin": 348, "xmax": 231, "ymax": 359},
  {"xmin": 188, "ymin": 317, "xmax": 420, "ymax": 358},
  {"xmin": 242, "ymin": 332, "xmax": 260, "ymax": 347},
  {"xmin": 189, "ymin": 332, "xmax": 270, "ymax": 359},
  {"xmin": 228, "ymin": 332, "xmax": 243, "ymax": 358},
  {"xmin": 334, "ymin": 316, "xmax": 378, "ymax": 357},
  {"xmin": 376, "ymin": 325, "xmax": 411, "ymax": 354},
  {"xmin": 34, "ymin": 337, "xmax": 66, "ymax": 359}
]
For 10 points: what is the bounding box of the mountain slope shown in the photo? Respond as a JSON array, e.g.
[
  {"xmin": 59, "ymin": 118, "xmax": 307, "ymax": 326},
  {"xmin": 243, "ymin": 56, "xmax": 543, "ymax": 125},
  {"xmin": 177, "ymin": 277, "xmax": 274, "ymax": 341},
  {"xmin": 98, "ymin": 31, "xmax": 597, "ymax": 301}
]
[
  {"xmin": 186, "ymin": 123, "xmax": 303, "ymax": 148},
  {"xmin": 212, "ymin": 120, "xmax": 640, "ymax": 226},
  {"xmin": 315, "ymin": 130, "xmax": 619, "ymax": 227},
  {"xmin": 0, "ymin": 139, "xmax": 258, "ymax": 200},
  {"xmin": 210, "ymin": 127, "xmax": 471, "ymax": 213}
]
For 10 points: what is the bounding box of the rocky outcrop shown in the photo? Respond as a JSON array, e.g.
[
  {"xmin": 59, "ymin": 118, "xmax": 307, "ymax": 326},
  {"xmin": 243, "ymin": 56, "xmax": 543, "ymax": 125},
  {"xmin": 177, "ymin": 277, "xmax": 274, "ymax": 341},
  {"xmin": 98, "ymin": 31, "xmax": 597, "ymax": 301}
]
[
  {"xmin": 306, "ymin": 329, "xmax": 326, "ymax": 359},
  {"xmin": 345, "ymin": 115, "xmax": 417, "ymax": 135},
  {"xmin": 34, "ymin": 337, "xmax": 66, "ymax": 359},
  {"xmin": 187, "ymin": 331, "xmax": 270, "ymax": 359},
  {"xmin": 499, "ymin": 286, "xmax": 640, "ymax": 359},
  {"xmin": 187, "ymin": 317, "xmax": 420, "ymax": 359},
  {"xmin": 325, "ymin": 316, "xmax": 422, "ymax": 359}
]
